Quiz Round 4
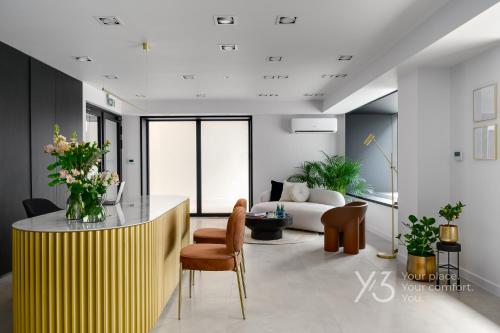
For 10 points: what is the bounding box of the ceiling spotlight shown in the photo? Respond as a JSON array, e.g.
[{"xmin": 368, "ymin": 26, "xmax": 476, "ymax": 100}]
[
  {"xmin": 315, "ymin": 93, "xmax": 324, "ymax": 97},
  {"xmin": 267, "ymin": 56, "xmax": 283, "ymax": 62},
  {"xmin": 338, "ymin": 55, "xmax": 353, "ymax": 61},
  {"xmin": 135, "ymin": 94, "xmax": 146, "ymax": 98},
  {"xmin": 259, "ymin": 93, "xmax": 279, "ymax": 97},
  {"xmin": 304, "ymin": 93, "xmax": 314, "ymax": 97},
  {"xmin": 214, "ymin": 16, "xmax": 236, "ymax": 25},
  {"xmin": 263, "ymin": 75, "xmax": 274, "ymax": 80},
  {"xmin": 264, "ymin": 75, "xmax": 288, "ymax": 79},
  {"xmin": 196, "ymin": 93, "xmax": 206, "ymax": 98},
  {"xmin": 335, "ymin": 74, "xmax": 348, "ymax": 78},
  {"xmin": 321, "ymin": 74, "xmax": 334, "ymax": 79},
  {"xmin": 73, "ymin": 56, "xmax": 93, "ymax": 62},
  {"xmin": 219, "ymin": 44, "xmax": 238, "ymax": 51},
  {"xmin": 94, "ymin": 16, "xmax": 123, "ymax": 26},
  {"xmin": 277, "ymin": 75, "xmax": 288, "ymax": 79},
  {"xmin": 276, "ymin": 16, "xmax": 297, "ymax": 24},
  {"xmin": 104, "ymin": 74, "xmax": 119, "ymax": 80},
  {"xmin": 182, "ymin": 74, "xmax": 195, "ymax": 80},
  {"xmin": 224, "ymin": 75, "xmax": 231, "ymax": 79}
]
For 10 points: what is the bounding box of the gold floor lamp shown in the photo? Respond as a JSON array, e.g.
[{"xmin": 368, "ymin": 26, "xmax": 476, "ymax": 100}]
[{"xmin": 363, "ymin": 133, "xmax": 398, "ymax": 259}]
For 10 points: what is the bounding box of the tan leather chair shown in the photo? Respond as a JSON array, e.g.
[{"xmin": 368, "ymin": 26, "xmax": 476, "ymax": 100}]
[
  {"xmin": 192, "ymin": 199, "xmax": 247, "ymax": 270},
  {"xmin": 178, "ymin": 206, "xmax": 247, "ymax": 319},
  {"xmin": 320, "ymin": 201, "xmax": 368, "ymax": 254}
]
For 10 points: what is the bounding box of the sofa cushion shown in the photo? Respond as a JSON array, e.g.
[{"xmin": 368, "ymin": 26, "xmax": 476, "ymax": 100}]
[
  {"xmin": 309, "ymin": 188, "xmax": 345, "ymax": 206},
  {"xmin": 279, "ymin": 181, "xmax": 295, "ymax": 201},
  {"xmin": 270, "ymin": 180, "xmax": 284, "ymax": 201},
  {"xmin": 290, "ymin": 182, "xmax": 310, "ymax": 202}
]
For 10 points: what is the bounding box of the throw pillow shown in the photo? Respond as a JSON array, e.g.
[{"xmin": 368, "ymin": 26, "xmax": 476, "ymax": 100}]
[
  {"xmin": 270, "ymin": 180, "xmax": 284, "ymax": 201},
  {"xmin": 279, "ymin": 181, "xmax": 295, "ymax": 201},
  {"xmin": 290, "ymin": 182, "xmax": 310, "ymax": 202}
]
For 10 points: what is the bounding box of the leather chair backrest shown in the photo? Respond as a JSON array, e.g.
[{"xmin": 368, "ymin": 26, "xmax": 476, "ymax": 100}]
[
  {"xmin": 320, "ymin": 201, "xmax": 368, "ymax": 229},
  {"xmin": 233, "ymin": 198, "xmax": 248, "ymax": 211},
  {"xmin": 226, "ymin": 206, "xmax": 246, "ymax": 253},
  {"xmin": 22, "ymin": 198, "xmax": 62, "ymax": 218}
]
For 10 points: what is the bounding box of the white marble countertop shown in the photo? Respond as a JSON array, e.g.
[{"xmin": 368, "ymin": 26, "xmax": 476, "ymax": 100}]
[{"xmin": 12, "ymin": 195, "xmax": 188, "ymax": 232}]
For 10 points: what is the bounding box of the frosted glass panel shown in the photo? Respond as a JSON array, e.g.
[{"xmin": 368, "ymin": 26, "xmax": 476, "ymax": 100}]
[
  {"xmin": 104, "ymin": 119, "xmax": 119, "ymax": 199},
  {"xmin": 149, "ymin": 122, "xmax": 197, "ymax": 212},
  {"xmin": 85, "ymin": 113, "xmax": 99, "ymax": 143},
  {"xmin": 201, "ymin": 121, "xmax": 249, "ymax": 213}
]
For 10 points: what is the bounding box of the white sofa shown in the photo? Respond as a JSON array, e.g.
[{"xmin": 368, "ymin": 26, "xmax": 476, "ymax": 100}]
[{"xmin": 251, "ymin": 188, "xmax": 346, "ymax": 233}]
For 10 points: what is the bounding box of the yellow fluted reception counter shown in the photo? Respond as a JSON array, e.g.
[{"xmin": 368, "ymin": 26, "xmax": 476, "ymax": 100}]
[{"xmin": 12, "ymin": 195, "xmax": 190, "ymax": 333}]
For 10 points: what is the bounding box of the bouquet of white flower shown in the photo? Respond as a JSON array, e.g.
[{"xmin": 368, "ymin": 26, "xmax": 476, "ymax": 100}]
[{"xmin": 44, "ymin": 124, "xmax": 119, "ymax": 222}]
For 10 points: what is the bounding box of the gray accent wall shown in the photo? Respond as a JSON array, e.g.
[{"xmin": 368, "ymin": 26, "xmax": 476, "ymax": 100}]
[{"xmin": 346, "ymin": 113, "xmax": 397, "ymax": 193}]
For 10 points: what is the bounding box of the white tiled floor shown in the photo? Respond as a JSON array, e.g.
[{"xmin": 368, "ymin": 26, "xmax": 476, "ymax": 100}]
[{"xmin": 1, "ymin": 218, "xmax": 500, "ymax": 333}]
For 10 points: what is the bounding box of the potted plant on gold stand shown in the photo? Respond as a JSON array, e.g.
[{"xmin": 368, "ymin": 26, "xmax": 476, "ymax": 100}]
[
  {"xmin": 438, "ymin": 202, "xmax": 465, "ymax": 244},
  {"xmin": 397, "ymin": 215, "xmax": 440, "ymax": 281}
]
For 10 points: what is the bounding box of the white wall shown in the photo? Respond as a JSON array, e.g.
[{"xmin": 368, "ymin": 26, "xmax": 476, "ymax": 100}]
[
  {"xmin": 252, "ymin": 115, "xmax": 337, "ymax": 203},
  {"xmin": 120, "ymin": 112, "xmax": 338, "ymax": 204},
  {"xmin": 398, "ymin": 46, "xmax": 500, "ymax": 296},
  {"xmin": 449, "ymin": 44, "xmax": 500, "ymax": 296}
]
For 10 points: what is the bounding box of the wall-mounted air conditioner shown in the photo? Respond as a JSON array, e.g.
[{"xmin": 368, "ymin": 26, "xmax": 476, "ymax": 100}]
[{"xmin": 291, "ymin": 118, "xmax": 337, "ymax": 133}]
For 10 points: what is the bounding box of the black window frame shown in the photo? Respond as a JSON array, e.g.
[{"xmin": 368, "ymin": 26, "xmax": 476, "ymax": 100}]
[{"xmin": 141, "ymin": 115, "xmax": 253, "ymax": 217}]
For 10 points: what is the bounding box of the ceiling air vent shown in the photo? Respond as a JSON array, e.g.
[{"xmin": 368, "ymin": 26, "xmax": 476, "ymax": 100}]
[{"xmin": 94, "ymin": 16, "xmax": 123, "ymax": 26}]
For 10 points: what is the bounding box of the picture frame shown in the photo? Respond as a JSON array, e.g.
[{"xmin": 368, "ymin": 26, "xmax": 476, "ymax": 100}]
[
  {"xmin": 473, "ymin": 125, "xmax": 497, "ymax": 160},
  {"xmin": 473, "ymin": 83, "xmax": 497, "ymax": 122}
]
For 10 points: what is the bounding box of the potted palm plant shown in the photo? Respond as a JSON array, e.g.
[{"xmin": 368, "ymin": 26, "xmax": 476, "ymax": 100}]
[
  {"xmin": 287, "ymin": 153, "xmax": 371, "ymax": 195},
  {"xmin": 438, "ymin": 202, "xmax": 465, "ymax": 243},
  {"xmin": 397, "ymin": 215, "xmax": 440, "ymax": 281}
]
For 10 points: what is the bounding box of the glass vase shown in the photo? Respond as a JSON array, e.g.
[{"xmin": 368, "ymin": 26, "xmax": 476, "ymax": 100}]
[
  {"xmin": 66, "ymin": 192, "xmax": 83, "ymax": 221},
  {"xmin": 82, "ymin": 195, "xmax": 106, "ymax": 223}
]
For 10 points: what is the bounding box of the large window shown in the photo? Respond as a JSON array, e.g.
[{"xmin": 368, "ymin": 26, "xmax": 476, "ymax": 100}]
[{"xmin": 144, "ymin": 116, "xmax": 252, "ymax": 216}]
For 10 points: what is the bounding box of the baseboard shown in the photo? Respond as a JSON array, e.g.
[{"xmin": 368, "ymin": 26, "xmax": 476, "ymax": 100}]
[
  {"xmin": 397, "ymin": 252, "xmax": 500, "ymax": 297},
  {"xmin": 459, "ymin": 267, "xmax": 500, "ymax": 297},
  {"xmin": 366, "ymin": 225, "xmax": 392, "ymax": 242}
]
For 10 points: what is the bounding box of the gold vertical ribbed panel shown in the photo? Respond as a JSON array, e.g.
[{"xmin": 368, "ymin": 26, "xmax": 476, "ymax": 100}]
[{"xmin": 12, "ymin": 200, "xmax": 189, "ymax": 333}]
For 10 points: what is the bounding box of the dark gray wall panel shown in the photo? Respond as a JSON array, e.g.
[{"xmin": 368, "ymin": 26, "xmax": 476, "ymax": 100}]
[
  {"xmin": 0, "ymin": 41, "xmax": 31, "ymax": 275},
  {"xmin": 30, "ymin": 58, "xmax": 57, "ymax": 202}
]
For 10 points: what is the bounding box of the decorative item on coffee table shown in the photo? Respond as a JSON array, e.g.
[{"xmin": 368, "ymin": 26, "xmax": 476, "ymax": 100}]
[
  {"xmin": 397, "ymin": 215, "xmax": 439, "ymax": 281},
  {"xmin": 438, "ymin": 202, "xmax": 465, "ymax": 244},
  {"xmin": 44, "ymin": 124, "xmax": 119, "ymax": 222},
  {"xmin": 245, "ymin": 211, "xmax": 293, "ymax": 240}
]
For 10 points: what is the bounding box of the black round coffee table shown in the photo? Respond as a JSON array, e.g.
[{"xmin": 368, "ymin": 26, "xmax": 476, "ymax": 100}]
[{"xmin": 245, "ymin": 213, "xmax": 293, "ymax": 240}]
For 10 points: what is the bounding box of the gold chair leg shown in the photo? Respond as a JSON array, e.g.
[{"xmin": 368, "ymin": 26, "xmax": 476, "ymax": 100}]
[
  {"xmin": 178, "ymin": 264, "xmax": 182, "ymax": 320},
  {"xmin": 189, "ymin": 270, "xmax": 192, "ymax": 298},
  {"xmin": 240, "ymin": 262, "xmax": 247, "ymax": 298},
  {"xmin": 241, "ymin": 247, "xmax": 246, "ymax": 272},
  {"xmin": 235, "ymin": 263, "xmax": 246, "ymax": 319}
]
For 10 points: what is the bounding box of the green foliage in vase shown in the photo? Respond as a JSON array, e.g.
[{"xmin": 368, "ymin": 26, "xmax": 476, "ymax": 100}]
[
  {"xmin": 287, "ymin": 153, "xmax": 371, "ymax": 195},
  {"xmin": 438, "ymin": 201, "xmax": 465, "ymax": 225},
  {"xmin": 396, "ymin": 215, "xmax": 440, "ymax": 257},
  {"xmin": 44, "ymin": 124, "xmax": 119, "ymax": 220}
]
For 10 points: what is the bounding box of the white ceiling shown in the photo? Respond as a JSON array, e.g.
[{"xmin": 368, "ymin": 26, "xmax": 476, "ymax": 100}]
[{"xmin": 0, "ymin": 0, "xmax": 451, "ymax": 103}]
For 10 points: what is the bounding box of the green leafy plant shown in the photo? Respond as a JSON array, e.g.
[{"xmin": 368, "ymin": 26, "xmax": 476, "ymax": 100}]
[
  {"xmin": 396, "ymin": 215, "xmax": 440, "ymax": 257},
  {"xmin": 44, "ymin": 124, "xmax": 119, "ymax": 220},
  {"xmin": 287, "ymin": 153, "xmax": 371, "ymax": 195},
  {"xmin": 439, "ymin": 201, "xmax": 465, "ymax": 225}
]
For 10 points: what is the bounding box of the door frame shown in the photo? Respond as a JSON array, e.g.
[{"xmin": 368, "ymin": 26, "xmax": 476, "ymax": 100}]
[
  {"xmin": 141, "ymin": 115, "xmax": 253, "ymax": 216},
  {"xmin": 85, "ymin": 103, "xmax": 122, "ymax": 178}
]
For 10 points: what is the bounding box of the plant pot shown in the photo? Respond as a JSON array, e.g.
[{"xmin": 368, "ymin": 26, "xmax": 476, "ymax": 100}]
[
  {"xmin": 439, "ymin": 224, "xmax": 458, "ymax": 243},
  {"xmin": 407, "ymin": 254, "xmax": 436, "ymax": 281}
]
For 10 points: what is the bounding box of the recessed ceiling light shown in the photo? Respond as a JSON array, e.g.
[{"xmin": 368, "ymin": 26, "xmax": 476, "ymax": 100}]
[
  {"xmin": 182, "ymin": 74, "xmax": 195, "ymax": 80},
  {"xmin": 214, "ymin": 16, "xmax": 236, "ymax": 25},
  {"xmin": 267, "ymin": 56, "xmax": 283, "ymax": 62},
  {"xmin": 73, "ymin": 56, "xmax": 93, "ymax": 62},
  {"xmin": 304, "ymin": 93, "xmax": 314, "ymax": 97},
  {"xmin": 219, "ymin": 44, "xmax": 238, "ymax": 51},
  {"xmin": 276, "ymin": 16, "xmax": 297, "ymax": 24},
  {"xmin": 315, "ymin": 93, "xmax": 324, "ymax": 97},
  {"xmin": 321, "ymin": 74, "xmax": 334, "ymax": 79},
  {"xmin": 224, "ymin": 75, "xmax": 231, "ymax": 79},
  {"xmin": 135, "ymin": 94, "xmax": 146, "ymax": 98},
  {"xmin": 259, "ymin": 93, "xmax": 279, "ymax": 97},
  {"xmin": 196, "ymin": 93, "xmax": 206, "ymax": 98},
  {"xmin": 94, "ymin": 16, "xmax": 123, "ymax": 26},
  {"xmin": 335, "ymin": 74, "xmax": 348, "ymax": 78},
  {"xmin": 338, "ymin": 55, "xmax": 353, "ymax": 61},
  {"xmin": 263, "ymin": 75, "xmax": 288, "ymax": 79},
  {"xmin": 304, "ymin": 93, "xmax": 324, "ymax": 97},
  {"xmin": 104, "ymin": 74, "xmax": 119, "ymax": 80}
]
